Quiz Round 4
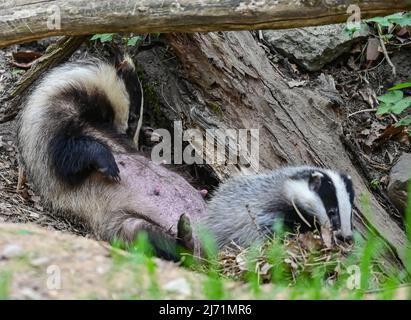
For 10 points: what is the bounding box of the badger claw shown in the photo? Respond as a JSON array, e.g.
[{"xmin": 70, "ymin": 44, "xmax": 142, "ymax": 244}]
[
  {"xmin": 97, "ymin": 164, "xmax": 121, "ymax": 183},
  {"xmin": 110, "ymin": 174, "xmax": 121, "ymax": 183},
  {"xmin": 177, "ymin": 213, "xmax": 194, "ymax": 251}
]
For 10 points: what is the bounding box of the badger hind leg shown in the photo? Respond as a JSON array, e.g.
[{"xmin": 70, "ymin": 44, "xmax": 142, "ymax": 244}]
[
  {"xmin": 50, "ymin": 134, "xmax": 120, "ymax": 186},
  {"xmin": 100, "ymin": 212, "xmax": 186, "ymax": 261}
]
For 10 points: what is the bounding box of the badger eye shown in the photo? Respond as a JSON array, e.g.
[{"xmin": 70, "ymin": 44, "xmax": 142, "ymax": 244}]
[{"xmin": 328, "ymin": 209, "xmax": 341, "ymax": 230}]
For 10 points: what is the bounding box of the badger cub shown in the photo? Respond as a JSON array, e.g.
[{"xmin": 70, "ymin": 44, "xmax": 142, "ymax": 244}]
[
  {"xmin": 17, "ymin": 54, "xmax": 207, "ymax": 259},
  {"xmin": 203, "ymin": 166, "xmax": 355, "ymax": 249}
]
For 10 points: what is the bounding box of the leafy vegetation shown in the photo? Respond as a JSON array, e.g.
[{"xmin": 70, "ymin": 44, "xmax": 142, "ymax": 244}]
[
  {"xmin": 127, "ymin": 36, "xmax": 142, "ymax": 47},
  {"xmin": 90, "ymin": 33, "xmax": 143, "ymax": 47},
  {"xmin": 345, "ymin": 12, "xmax": 411, "ymax": 37},
  {"xmin": 343, "ymin": 12, "xmax": 411, "ymax": 135},
  {"xmin": 367, "ymin": 12, "xmax": 411, "ymax": 28},
  {"xmin": 90, "ymin": 33, "xmax": 115, "ymax": 43},
  {"xmin": 370, "ymin": 178, "xmax": 381, "ymax": 190},
  {"xmin": 377, "ymin": 82, "xmax": 411, "ymax": 136}
]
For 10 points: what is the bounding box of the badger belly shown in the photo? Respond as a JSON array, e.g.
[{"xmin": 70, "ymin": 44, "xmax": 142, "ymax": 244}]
[
  {"xmin": 114, "ymin": 153, "xmax": 207, "ymax": 236},
  {"xmin": 27, "ymin": 151, "xmax": 207, "ymax": 259}
]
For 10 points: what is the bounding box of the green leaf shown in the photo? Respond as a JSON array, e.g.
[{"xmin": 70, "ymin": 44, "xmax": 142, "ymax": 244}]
[
  {"xmin": 343, "ymin": 27, "xmax": 355, "ymax": 38},
  {"xmin": 387, "ymin": 13, "xmax": 411, "ymax": 27},
  {"xmin": 385, "ymin": 12, "xmax": 405, "ymax": 20},
  {"xmin": 90, "ymin": 33, "xmax": 114, "ymax": 43},
  {"xmin": 376, "ymin": 103, "xmax": 392, "ymax": 115},
  {"xmin": 11, "ymin": 69, "xmax": 25, "ymax": 76},
  {"xmin": 370, "ymin": 179, "xmax": 381, "ymax": 191},
  {"xmin": 367, "ymin": 13, "xmax": 411, "ymax": 28},
  {"xmin": 395, "ymin": 115, "xmax": 411, "ymax": 127},
  {"xmin": 100, "ymin": 33, "xmax": 115, "ymax": 42},
  {"xmin": 343, "ymin": 22, "xmax": 365, "ymax": 38},
  {"xmin": 367, "ymin": 16, "xmax": 391, "ymax": 27},
  {"xmin": 389, "ymin": 82, "xmax": 411, "ymax": 91},
  {"xmin": 127, "ymin": 36, "xmax": 141, "ymax": 46},
  {"xmin": 392, "ymin": 96, "xmax": 411, "ymax": 114},
  {"xmin": 377, "ymin": 90, "xmax": 403, "ymax": 104}
]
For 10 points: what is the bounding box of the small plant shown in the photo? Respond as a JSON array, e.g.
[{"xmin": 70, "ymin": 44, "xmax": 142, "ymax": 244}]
[
  {"xmin": 370, "ymin": 179, "xmax": 381, "ymax": 190},
  {"xmin": 90, "ymin": 33, "xmax": 115, "ymax": 43},
  {"xmin": 377, "ymin": 81, "xmax": 411, "ymax": 136},
  {"xmin": 344, "ymin": 12, "xmax": 411, "ymax": 38},
  {"xmin": 343, "ymin": 23, "xmax": 368, "ymax": 38},
  {"xmin": 367, "ymin": 12, "xmax": 411, "ymax": 28},
  {"xmin": 127, "ymin": 36, "xmax": 142, "ymax": 47},
  {"xmin": 0, "ymin": 271, "xmax": 11, "ymax": 300},
  {"xmin": 11, "ymin": 69, "xmax": 25, "ymax": 76},
  {"xmin": 90, "ymin": 33, "xmax": 143, "ymax": 47}
]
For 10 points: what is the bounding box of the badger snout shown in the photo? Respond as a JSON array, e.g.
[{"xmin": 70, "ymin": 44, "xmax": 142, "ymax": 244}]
[{"xmin": 334, "ymin": 231, "xmax": 354, "ymax": 244}]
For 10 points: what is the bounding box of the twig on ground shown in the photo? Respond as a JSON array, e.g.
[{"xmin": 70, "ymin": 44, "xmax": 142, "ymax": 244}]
[
  {"xmin": 377, "ymin": 26, "xmax": 396, "ymax": 76},
  {"xmin": 348, "ymin": 108, "xmax": 376, "ymax": 118}
]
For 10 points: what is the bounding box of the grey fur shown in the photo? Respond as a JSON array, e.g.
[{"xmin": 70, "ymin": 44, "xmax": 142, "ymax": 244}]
[{"xmin": 201, "ymin": 166, "xmax": 354, "ymax": 249}]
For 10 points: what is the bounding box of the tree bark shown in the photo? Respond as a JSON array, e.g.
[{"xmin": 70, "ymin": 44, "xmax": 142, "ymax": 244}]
[
  {"xmin": 135, "ymin": 31, "xmax": 408, "ymax": 270},
  {"xmin": 1, "ymin": 0, "xmax": 411, "ymax": 47}
]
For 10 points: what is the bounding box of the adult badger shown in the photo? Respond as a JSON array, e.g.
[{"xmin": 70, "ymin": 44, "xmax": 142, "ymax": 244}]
[
  {"xmin": 202, "ymin": 166, "xmax": 355, "ymax": 249},
  {"xmin": 17, "ymin": 54, "xmax": 206, "ymax": 259}
]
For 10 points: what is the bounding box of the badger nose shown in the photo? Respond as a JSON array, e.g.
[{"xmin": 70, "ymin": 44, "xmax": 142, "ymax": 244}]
[{"xmin": 336, "ymin": 233, "xmax": 354, "ymax": 244}]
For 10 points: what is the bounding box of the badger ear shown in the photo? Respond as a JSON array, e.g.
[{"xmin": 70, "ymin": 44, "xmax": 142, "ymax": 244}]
[
  {"xmin": 106, "ymin": 44, "xmax": 126, "ymax": 68},
  {"xmin": 341, "ymin": 173, "xmax": 355, "ymax": 204},
  {"xmin": 308, "ymin": 171, "xmax": 323, "ymax": 192},
  {"xmin": 113, "ymin": 50, "xmax": 122, "ymax": 67}
]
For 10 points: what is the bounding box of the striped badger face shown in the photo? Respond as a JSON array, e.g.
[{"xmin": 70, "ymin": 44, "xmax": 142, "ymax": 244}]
[
  {"xmin": 284, "ymin": 169, "xmax": 355, "ymax": 243},
  {"xmin": 114, "ymin": 54, "xmax": 144, "ymax": 146}
]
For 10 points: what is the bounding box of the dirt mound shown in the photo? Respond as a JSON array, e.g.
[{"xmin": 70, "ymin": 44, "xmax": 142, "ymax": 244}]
[{"xmin": 0, "ymin": 223, "xmax": 220, "ymax": 299}]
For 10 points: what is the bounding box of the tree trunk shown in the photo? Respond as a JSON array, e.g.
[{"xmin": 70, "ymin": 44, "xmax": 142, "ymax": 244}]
[
  {"xmin": 2, "ymin": 0, "xmax": 411, "ymax": 47},
  {"xmin": 135, "ymin": 31, "xmax": 407, "ymax": 270}
]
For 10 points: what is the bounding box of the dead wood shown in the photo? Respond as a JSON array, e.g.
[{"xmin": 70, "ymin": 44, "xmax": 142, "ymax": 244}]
[{"xmin": 1, "ymin": 0, "xmax": 411, "ymax": 47}]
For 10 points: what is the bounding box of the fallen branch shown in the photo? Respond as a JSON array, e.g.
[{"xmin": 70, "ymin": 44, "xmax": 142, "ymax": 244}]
[
  {"xmin": 348, "ymin": 108, "xmax": 377, "ymax": 117},
  {"xmin": 1, "ymin": 0, "xmax": 411, "ymax": 47}
]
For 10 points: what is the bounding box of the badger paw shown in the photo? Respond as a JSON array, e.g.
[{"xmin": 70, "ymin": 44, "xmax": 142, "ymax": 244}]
[
  {"xmin": 94, "ymin": 154, "xmax": 121, "ymax": 183},
  {"xmin": 51, "ymin": 133, "xmax": 122, "ymax": 185}
]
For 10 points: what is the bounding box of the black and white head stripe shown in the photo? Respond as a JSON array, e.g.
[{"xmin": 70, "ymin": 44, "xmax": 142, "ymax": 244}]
[
  {"xmin": 115, "ymin": 55, "xmax": 144, "ymax": 147},
  {"xmin": 323, "ymin": 169, "xmax": 354, "ymax": 240},
  {"xmin": 309, "ymin": 172, "xmax": 341, "ymax": 230},
  {"xmin": 285, "ymin": 167, "xmax": 354, "ymax": 241}
]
